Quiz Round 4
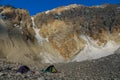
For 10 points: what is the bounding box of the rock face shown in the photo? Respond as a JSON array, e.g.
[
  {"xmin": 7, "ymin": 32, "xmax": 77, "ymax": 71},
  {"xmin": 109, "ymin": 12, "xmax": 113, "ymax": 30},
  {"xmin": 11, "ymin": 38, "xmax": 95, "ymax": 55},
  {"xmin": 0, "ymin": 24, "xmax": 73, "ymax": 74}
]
[
  {"xmin": 0, "ymin": 4, "xmax": 120, "ymax": 64},
  {"xmin": 0, "ymin": 6, "xmax": 38, "ymax": 64}
]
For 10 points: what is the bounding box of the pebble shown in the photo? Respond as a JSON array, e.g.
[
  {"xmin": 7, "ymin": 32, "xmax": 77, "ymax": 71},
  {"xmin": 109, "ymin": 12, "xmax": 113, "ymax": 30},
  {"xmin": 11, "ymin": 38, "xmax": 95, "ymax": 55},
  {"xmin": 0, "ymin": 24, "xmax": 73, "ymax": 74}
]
[
  {"xmin": 0, "ymin": 72, "xmax": 4, "ymax": 76},
  {"xmin": 0, "ymin": 51, "xmax": 119, "ymax": 80},
  {"xmin": 38, "ymin": 76, "xmax": 45, "ymax": 80}
]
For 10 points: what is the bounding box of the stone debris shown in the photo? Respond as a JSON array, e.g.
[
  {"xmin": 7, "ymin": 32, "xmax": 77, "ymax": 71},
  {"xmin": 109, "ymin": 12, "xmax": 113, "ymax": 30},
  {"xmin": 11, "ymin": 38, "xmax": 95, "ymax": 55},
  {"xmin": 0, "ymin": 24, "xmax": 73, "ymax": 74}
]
[{"xmin": 0, "ymin": 50, "xmax": 120, "ymax": 80}]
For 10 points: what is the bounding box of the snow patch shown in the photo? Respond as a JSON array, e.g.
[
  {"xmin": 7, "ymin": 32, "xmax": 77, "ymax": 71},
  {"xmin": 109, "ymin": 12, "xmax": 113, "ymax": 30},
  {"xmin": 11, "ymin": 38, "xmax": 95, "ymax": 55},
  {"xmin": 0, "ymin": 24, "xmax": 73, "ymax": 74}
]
[
  {"xmin": 73, "ymin": 35, "xmax": 120, "ymax": 62},
  {"xmin": 13, "ymin": 21, "xmax": 22, "ymax": 30},
  {"xmin": 64, "ymin": 4, "xmax": 79, "ymax": 10},
  {"xmin": 13, "ymin": 21, "xmax": 23, "ymax": 34},
  {"xmin": 45, "ymin": 10, "xmax": 50, "ymax": 14},
  {"xmin": 95, "ymin": 5, "xmax": 105, "ymax": 8},
  {"xmin": 45, "ymin": 8, "xmax": 57, "ymax": 14},
  {"xmin": 14, "ymin": 24, "xmax": 19, "ymax": 28},
  {"xmin": 90, "ymin": 5, "xmax": 106, "ymax": 8},
  {"xmin": 31, "ymin": 17, "xmax": 49, "ymax": 43}
]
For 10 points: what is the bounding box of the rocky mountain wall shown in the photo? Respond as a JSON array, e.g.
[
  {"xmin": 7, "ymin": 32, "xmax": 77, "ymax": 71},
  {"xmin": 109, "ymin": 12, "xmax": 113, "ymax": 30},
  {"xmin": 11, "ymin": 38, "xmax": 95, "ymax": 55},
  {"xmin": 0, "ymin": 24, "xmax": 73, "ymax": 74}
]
[{"xmin": 0, "ymin": 4, "xmax": 120, "ymax": 64}]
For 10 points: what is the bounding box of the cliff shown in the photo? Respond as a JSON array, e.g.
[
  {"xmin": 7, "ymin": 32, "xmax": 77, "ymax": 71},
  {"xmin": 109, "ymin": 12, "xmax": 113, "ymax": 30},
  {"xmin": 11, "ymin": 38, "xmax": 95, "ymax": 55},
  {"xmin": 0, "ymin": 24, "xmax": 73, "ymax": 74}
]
[{"xmin": 0, "ymin": 4, "xmax": 120, "ymax": 64}]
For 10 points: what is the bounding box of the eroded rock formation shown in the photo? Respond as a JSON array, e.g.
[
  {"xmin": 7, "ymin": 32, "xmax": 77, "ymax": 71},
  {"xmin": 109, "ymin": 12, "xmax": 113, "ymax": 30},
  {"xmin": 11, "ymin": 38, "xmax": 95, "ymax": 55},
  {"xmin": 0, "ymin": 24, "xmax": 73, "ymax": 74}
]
[{"xmin": 0, "ymin": 4, "xmax": 120, "ymax": 64}]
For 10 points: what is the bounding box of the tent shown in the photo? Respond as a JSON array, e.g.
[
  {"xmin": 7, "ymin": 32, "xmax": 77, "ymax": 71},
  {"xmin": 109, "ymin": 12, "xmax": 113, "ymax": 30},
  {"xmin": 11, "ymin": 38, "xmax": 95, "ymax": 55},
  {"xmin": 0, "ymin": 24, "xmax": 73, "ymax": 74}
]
[
  {"xmin": 17, "ymin": 65, "xmax": 30, "ymax": 74},
  {"xmin": 44, "ymin": 65, "xmax": 57, "ymax": 73}
]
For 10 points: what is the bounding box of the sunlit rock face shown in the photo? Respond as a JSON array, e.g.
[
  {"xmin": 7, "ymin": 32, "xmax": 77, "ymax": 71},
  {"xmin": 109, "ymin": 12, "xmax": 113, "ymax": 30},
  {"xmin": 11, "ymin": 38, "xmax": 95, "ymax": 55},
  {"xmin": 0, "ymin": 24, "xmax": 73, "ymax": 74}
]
[
  {"xmin": 0, "ymin": 6, "xmax": 35, "ymax": 41},
  {"xmin": 34, "ymin": 4, "xmax": 120, "ymax": 61},
  {"xmin": 0, "ymin": 6, "xmax": 37, "ymax": 64},
  {"xmin": 0, "ymin": 4, "xmax": 120, "ymax": 64}
]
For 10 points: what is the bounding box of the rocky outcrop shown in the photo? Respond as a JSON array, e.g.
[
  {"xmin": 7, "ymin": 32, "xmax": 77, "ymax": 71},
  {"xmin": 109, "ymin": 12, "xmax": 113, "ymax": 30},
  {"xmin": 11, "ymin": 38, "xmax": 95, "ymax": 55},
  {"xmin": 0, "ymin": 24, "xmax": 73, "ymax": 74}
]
[
  {"xmin": 34, "ymin": 4, "xmax": 120, "ymax": 60},
  {"xmin": 0, "ymin": 6, "xmax": 38, "ymax": 64},
  {"xmin": 0, "ymin": 6, "xmax": 35, "ymax": 41},
  {"xmin": 0, "ymin": 4, "xmax": 120, "ymax": 64}
]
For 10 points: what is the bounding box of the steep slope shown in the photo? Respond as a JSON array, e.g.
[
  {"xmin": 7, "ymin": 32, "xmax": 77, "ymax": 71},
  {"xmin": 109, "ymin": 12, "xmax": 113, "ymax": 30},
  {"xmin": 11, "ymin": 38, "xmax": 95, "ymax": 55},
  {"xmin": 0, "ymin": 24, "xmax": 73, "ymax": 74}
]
[
  {"xmin": 53, "ymin": 47, "xmax": 120, "ymax": 80},
  {"xmin": 0, "ymin": 4, "xmax": 120, "ymax": 64},
  {"xmin": 0, "ymin": 6, "xmax": 40, "ymax": 64},
  {"xmin": 0, "ymin": 6, "xmax": 64, "ymax": 64},
  {"xmin": 34, "ymin": 4, "xmax": 120, "ymax": 61}
]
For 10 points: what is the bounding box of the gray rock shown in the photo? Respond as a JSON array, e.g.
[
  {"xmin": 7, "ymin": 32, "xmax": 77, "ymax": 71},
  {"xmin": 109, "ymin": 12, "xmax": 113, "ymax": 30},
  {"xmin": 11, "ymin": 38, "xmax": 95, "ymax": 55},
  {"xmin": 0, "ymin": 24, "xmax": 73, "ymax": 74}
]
[
  {"xmin": 0, "ymin": 72, "xmax": 4, "ymax": 76},
  {"xmin": 38, "ymin": 76, "xmax": 45, "ymax": 80}
]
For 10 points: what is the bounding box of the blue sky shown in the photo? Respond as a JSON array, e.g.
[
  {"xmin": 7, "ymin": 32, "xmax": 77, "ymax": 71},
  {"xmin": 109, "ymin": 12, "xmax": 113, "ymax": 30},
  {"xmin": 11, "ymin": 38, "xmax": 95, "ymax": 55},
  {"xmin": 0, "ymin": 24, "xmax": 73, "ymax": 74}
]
[{"xmin": 0, "ymin": 0, "xmax": 120, "ymax": 15}]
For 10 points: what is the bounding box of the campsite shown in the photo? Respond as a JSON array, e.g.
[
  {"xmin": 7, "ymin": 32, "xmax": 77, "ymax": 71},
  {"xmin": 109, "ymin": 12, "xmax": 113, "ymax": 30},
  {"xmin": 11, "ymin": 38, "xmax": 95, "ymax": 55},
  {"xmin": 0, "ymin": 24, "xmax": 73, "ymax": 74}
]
[
  {"xmin": 0, "ymin": 50, "xmax": 120, "ymax": 80},
  {"xmin": 0, "ymin": 0, "xmax": 120, "ymax": 80}
]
